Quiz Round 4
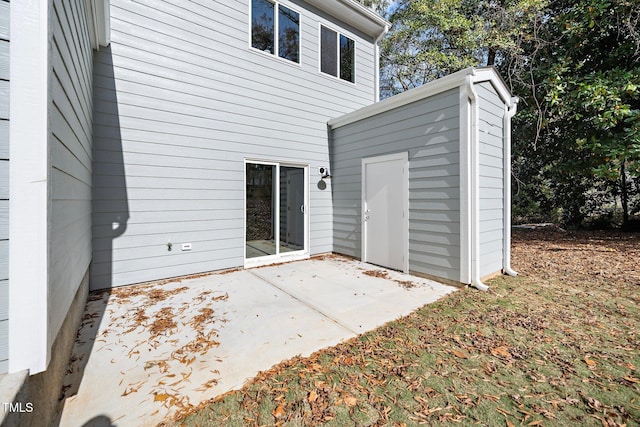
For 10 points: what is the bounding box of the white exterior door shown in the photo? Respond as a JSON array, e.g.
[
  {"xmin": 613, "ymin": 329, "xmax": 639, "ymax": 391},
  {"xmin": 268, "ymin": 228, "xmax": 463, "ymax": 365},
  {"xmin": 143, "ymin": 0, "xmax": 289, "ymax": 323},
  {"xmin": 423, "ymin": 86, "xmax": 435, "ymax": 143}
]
[{"xmin": 362, "ymin": 153, "xmax": 408, "ymax": 272}]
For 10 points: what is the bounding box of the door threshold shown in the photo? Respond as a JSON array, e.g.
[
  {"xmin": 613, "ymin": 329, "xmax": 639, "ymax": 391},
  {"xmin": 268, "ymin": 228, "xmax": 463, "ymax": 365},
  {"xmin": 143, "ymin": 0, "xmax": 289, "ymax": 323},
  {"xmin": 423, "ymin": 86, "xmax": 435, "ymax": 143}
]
[{"xmin": 244, "ymin": 252, "xmax": 310, "ymax": 269}]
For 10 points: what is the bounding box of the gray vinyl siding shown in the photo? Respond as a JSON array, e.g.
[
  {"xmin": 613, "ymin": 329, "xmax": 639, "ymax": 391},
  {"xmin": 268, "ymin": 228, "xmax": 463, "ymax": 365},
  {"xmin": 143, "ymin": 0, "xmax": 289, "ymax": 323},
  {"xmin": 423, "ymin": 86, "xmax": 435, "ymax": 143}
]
[
  {"xmin": 477, "ymin": 81, "xmax": 504, "ymax": 277},
  {"xmin": 91, "ymin": 0, "xmax": 377, "ymax": 289},
  {"xmin": 49, "ymin": 0, "xmax": 94, "ymax": 343},
  {"xmin": 0, "ymin": 0, "xmax": 8, "ymax": 374},
  {"xmin": 0, "ymin": 1, "xmax": 7, "ymax": 40},
  {"xmin": 331, "ymin": 89, "xmax": 462, "ymax": 282}
]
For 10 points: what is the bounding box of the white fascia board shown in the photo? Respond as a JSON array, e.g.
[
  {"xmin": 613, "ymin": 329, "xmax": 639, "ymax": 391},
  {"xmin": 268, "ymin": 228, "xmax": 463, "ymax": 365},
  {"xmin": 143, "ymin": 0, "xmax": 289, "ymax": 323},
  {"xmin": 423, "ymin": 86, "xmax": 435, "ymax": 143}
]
[
  {"xmin": 329, "ymin": 67, "xmax": 515, "ymax": 129},
  {"xmin": 329, "ymin": 67, "xmax": 476, "ymax": 129},
  {"xmin": 86, "ymin": 0, "xmax": 110, "ymax": 50},
  {"xmin": 469, "ymin": 67, "xmax": 515, "ymax": 107},
  {"xmin": 9, "ymin": 0, "xmax": 51, "ymax": 374},
  {"xmin": 305, "ymin": 0, "xmax": 389, "ymax": 39}
]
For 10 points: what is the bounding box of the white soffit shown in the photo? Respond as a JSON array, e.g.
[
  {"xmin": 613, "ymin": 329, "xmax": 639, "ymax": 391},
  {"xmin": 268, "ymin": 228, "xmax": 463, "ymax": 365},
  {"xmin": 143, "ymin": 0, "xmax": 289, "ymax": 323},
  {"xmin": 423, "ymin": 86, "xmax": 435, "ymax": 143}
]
[{"xmin": 305, "ymin": 0, "xmax": 389, "ymax": 39}]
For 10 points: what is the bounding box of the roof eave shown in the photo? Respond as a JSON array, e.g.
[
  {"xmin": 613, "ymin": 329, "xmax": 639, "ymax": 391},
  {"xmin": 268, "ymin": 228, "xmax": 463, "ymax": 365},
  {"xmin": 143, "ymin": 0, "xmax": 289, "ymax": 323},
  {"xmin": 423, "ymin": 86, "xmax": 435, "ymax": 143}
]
[
  {"xmin": 328, "ymin": 67, "xmax": 514, "ymax": 129},
  {"xmin": 305, "ymin": 0, "xmax": 390, "ymax": 39}
]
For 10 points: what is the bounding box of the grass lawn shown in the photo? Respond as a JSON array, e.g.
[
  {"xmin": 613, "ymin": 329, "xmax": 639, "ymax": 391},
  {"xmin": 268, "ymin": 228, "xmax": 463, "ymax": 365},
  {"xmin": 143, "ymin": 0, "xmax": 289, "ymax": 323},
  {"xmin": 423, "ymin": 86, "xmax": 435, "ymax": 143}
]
[{"xmin": 172, "ymin": 229, "xmax": 640, "ymax": 426}]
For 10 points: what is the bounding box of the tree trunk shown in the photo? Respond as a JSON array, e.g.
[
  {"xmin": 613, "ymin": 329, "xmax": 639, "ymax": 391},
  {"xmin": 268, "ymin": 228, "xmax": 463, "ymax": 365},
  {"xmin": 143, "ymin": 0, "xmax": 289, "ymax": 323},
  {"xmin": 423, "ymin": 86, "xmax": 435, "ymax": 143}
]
[
  {"xmin": 487, "ymin": 47, "xmax": 497, "ymax": 66},
  {"xmin": 621, "ymin": 160, "xmax": 629, "ymax": 227}
]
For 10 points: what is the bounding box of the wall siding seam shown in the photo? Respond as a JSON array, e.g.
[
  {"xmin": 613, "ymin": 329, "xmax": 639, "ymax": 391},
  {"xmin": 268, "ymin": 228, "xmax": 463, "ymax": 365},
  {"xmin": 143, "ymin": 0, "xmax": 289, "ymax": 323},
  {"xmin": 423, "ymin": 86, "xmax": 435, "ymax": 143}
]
[
  {"xmin": 51, "ymin": 76, "xmax": 92, "ymax": 156},
  {"xmin": 53, "ymin": 8, "xmax": 92, "ymax": 117},
  {"xmin": 52, "ymin": 7, "xmax": 92, "ymax": 126},
  {"xmin": 51, "ymin": 130, "xmax": 91, "ymax": 174}
]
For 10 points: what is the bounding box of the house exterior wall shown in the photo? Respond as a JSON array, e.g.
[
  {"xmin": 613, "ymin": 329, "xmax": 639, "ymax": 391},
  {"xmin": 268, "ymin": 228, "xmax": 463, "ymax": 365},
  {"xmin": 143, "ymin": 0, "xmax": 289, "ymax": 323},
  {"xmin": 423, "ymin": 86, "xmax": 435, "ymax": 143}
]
[
  {"xmin": 8, "ymin": 0, "xmax": 93, "ymax": 376},
  {"xmin": 48, "ymin": 0, "xmax": 94, "ymax": 347},
  {"xmin": 330, "ymin": 89, "xmax": 462, "ymax": 282},
  {"xmin": 91, "ymin": 0, "xmax": 378, "ymax": 289},
  {"xmin": 0, "ymin": 0, "xmax": 9, "ymax": 375},
  {"xmin": 476, "ymin": 81, "xmax": 505, "ymax": 277}
]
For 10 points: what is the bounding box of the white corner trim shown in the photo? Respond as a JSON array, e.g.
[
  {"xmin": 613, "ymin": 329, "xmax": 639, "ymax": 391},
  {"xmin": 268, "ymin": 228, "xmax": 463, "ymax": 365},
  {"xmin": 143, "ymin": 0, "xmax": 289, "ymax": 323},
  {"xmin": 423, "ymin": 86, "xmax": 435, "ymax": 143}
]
[
  {"xmin": 465, "ymin": 73, "xmax": 489, "ymax": 291},
  {"xmin": 9, "ymin": 0, "xmax": 51, "ymax": 374},
  {"xmin": 86, "ymin": 0, "xmax": 110, "ymax": 50},
  {"xmin": 464, "ymin": 69, "xmax": 516, "ymax": 290}
]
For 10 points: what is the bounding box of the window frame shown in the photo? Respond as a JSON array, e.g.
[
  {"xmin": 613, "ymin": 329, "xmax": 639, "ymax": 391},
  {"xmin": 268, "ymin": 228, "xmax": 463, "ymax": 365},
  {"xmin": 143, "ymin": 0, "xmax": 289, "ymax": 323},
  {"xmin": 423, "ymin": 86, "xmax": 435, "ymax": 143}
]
[
  {"xmin": 318, "ymin": 23, "xmax": 356, "ymax": 84},
  {"xmin": 244, "ymin": 158, "xmax": 310, "ymax": 269},
  {"xmin": 249, "ymin": 0, "xmax": 302, "ymax": 66}
]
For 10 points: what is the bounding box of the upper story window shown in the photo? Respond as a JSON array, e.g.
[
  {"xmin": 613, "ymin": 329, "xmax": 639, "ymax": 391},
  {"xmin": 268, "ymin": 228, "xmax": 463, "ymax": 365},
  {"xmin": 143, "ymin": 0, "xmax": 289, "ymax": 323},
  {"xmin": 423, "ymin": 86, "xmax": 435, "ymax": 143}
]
[
  {"xmin": 320, "ymin": 25, "xmax": 355, "ymax": 83},
  {"xmin": 251, "ymin": 0, "xmax": 300, "ymax": 64}
]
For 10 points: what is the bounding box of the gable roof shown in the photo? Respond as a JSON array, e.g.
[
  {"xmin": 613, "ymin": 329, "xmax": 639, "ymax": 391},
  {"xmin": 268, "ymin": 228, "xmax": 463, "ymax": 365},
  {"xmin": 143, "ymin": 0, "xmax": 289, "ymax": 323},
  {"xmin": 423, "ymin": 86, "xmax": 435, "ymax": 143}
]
[{"xmin": 305, "ymin": 0, "xmax": 389, "ymax": 39}]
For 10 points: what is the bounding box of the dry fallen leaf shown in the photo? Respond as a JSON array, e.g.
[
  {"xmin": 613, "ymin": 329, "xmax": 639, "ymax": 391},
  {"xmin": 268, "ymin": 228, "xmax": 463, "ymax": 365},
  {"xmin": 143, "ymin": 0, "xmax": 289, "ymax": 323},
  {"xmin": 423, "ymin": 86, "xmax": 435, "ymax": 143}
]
[
  {"xmin": 308, "ymin": 390, "xmax": 318, "ymax": 403},
  {"xmin": 584, "ymin": 357, "xmax": 596, "ymax": 367},
  {"xmin": 492, "ymin": 347, "xmax": 512, "ymax": 358},
  {"xmin": 344, "ymin": 396, "xmax": 358, "ymax": 407},
  {"xmin": 451, "ymin": 350, "xmax": 468, "ymax": 359},
  {"xmin": 154, "ymin": 393, "xmax": 170, "ymax": 402},
  {"xmin": 584, "ymin": 396, "xmax": 603, "ymax": 410},
  {"xmin": 272, "ymin": 401, "xmax": 285, "ymax": 418},
  {"xmin": 496, "ymin": 407, "xmax": 512, "ymax": 416}
]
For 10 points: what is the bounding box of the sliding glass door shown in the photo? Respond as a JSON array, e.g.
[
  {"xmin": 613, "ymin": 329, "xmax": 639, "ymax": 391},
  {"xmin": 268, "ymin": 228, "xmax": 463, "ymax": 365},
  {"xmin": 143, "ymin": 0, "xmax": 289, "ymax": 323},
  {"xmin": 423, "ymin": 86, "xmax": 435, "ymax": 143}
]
[{"xmin": 245, "ymin": 161, "xmax": 307, "ymax": 264}]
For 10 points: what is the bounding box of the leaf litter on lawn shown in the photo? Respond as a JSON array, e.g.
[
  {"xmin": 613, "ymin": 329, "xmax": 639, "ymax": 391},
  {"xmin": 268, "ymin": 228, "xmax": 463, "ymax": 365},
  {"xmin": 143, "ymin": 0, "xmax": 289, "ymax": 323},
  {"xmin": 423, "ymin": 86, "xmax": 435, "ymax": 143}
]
[{"xmin": 172, "ymin": 229, "xmax": 640, "ymax": 427}]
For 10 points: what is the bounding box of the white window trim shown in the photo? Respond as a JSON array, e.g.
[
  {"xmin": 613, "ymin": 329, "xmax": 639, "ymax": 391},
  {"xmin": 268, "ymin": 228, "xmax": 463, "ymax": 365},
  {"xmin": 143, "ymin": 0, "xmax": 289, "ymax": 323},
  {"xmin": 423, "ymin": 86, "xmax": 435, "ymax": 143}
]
[
  {"xmin": 318, "ymin": 23, "xmax": 357, "ymax": 85},
  {"xmin": 248, "ymin": 0, "xmax": 302, "ymax": 67}
]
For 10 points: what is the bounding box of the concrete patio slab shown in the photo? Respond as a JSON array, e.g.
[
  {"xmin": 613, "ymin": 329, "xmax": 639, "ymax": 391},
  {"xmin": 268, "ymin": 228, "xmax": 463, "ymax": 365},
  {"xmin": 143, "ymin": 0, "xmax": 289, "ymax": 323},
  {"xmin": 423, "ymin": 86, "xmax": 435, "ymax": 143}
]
[{"xmin": 55, "ymin": 256, "xmax": 456, "ymax": 426}]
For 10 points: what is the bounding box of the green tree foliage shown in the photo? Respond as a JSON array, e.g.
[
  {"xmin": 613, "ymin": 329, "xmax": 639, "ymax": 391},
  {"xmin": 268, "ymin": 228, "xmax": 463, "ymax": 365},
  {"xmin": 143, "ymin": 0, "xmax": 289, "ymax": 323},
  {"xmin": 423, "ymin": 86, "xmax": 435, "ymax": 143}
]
[
  {"xmin": 513, "ymin": 0, "xmax": 640, "ymax": 226},
  {"xmin": 380, "ymin": 0, "xmax": 548, "ymax": 97},
  {"xmin": 356, "ymin": 0, "xmax": 393, "ymax": 15},
  {"xmin": 376, "ymin": 0, "xmax": 640, "ymax": 227}
]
